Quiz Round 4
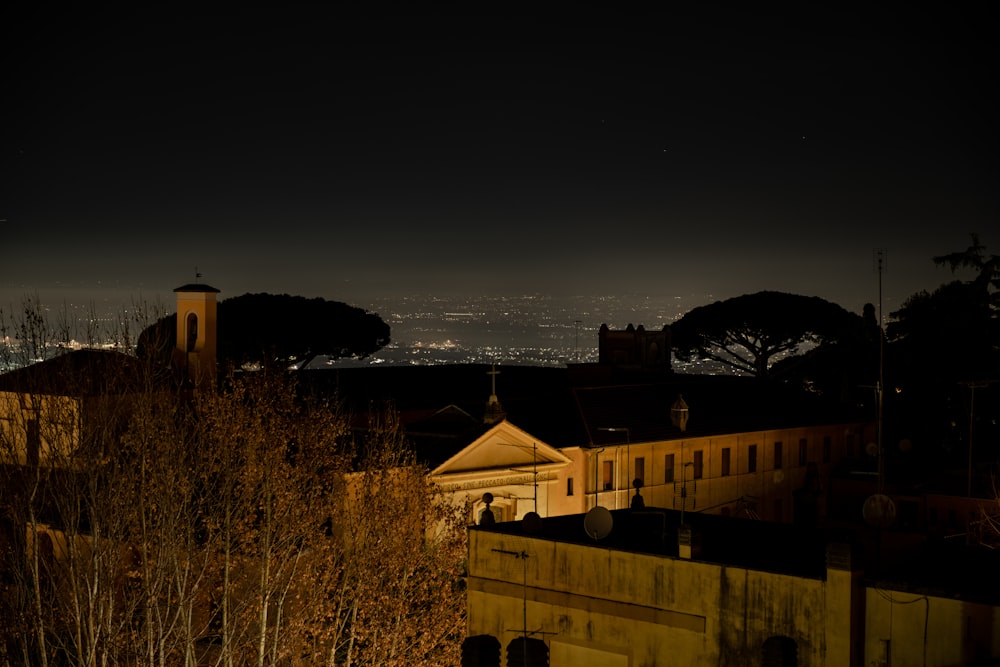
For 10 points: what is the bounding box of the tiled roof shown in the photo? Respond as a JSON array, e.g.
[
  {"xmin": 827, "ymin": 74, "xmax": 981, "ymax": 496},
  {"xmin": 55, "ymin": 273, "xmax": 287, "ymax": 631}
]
[
  {"xmin": 298, "ymin": 364, "xmax": 865, "ymax": 466},
  {"xmin": 0, "ymin": 349, "xmax": 164, "ymax": 396}
]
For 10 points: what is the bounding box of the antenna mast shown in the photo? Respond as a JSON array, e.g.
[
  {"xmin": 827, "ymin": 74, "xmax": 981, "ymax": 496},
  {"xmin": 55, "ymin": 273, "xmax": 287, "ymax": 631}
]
[{"xmin": 874, "ymin": 249, "xmax": 887, "ymax": 493}]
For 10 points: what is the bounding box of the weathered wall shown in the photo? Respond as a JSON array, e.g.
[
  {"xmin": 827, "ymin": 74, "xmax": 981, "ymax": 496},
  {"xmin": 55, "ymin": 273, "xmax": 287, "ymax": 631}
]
[{"xmin": 467, "ymin": 529, "xmax": 833, "ymax": 666}]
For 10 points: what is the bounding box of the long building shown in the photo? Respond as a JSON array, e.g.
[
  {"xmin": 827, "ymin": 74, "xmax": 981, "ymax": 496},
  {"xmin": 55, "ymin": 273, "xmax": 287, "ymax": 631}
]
[{"xmin": 464, "ymin": 506, "xmax": 1000, "ymax": 666}]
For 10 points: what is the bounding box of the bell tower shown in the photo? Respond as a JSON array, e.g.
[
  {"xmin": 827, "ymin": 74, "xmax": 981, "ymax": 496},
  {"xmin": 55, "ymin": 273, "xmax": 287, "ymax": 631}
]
[{"xmin": 173, "ymin": 279, "xmax": 220, "ymax": 389}]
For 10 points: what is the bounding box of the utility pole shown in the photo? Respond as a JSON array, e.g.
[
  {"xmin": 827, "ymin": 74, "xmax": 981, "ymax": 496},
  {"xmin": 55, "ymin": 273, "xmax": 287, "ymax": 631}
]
[
  {"xmin": 574, "ymin": 319, "xmax": 582, "ymax": 362},
  {"xmin": 598, "ymin": 427, "xmax": 630, "ymax": 507},
  {"xmin": 963, "ymin": 380, "xmax": 992, "ymax": 497}
]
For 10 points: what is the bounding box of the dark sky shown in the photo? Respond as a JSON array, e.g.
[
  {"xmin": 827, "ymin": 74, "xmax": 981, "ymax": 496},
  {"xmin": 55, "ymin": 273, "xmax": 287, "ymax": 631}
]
[{"xmin": 2, "ymin": 8, "xmax": 996, "ymax": 315}]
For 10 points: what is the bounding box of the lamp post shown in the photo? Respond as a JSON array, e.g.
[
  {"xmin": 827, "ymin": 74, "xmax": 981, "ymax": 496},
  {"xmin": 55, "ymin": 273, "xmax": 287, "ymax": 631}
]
[
  {"xmin": 592, "ymin": 448, "xmax": 605, "ymax": 509},
  {"xmin": 598, "ymin": 427, "xmax": 630, "ymax": 507},
  {"xmin": 680, "ymin": 461, "xmax": 694, "ymax": 525},
  {"xmin": 574, "ymin": 319, "xmax": 582, "ymax": 362}
]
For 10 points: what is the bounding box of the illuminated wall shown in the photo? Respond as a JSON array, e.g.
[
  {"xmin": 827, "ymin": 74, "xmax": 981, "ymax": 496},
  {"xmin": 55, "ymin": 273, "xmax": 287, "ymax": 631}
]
[
  {"xmin": 466, "ymin": 525, "xmax": 1000, "ymax": 666},
  {"xmin": 466, "ymin": 527, "xmax": 843, "ymax": 666},
  {"xmin": 172, "ymin": 283, "xmax": 220, "ymax": 388}
]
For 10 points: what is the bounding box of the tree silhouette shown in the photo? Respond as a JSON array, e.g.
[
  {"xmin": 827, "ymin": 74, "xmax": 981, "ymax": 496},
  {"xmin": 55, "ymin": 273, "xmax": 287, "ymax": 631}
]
[
  {"xmin": 670, "ymin": 291, "xmax": 861, "ymax": 378},
  {"xmin": 138, "ymin": 293, "xmax": 390, "ymax": 370},
  {"xmin": 885, "ymin": 235, "xmax": 1000, "ymax": 463}
]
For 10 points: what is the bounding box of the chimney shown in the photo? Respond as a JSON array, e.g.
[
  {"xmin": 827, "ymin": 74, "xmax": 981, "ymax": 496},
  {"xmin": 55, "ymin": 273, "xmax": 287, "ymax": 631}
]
[{"xmin": 677, "ymin": 523, "xmax": 701, "ymax": 560}]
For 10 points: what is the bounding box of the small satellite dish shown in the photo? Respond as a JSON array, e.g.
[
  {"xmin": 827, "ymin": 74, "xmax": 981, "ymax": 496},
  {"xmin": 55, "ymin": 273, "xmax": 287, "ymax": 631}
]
[
  {"xmin": 863, "ymin": 493, "xmax": 896, "ymax": 529},
  {"xmin": 773, "ymin": 470, "xmax": 785, "ymax": 484},
  {"xmin": 583, "ymin": 506, "xmax": 613, "ymax": 541},
  {"xmin": 865, "ymin": 442, "xmax": 879, "ymax": 458},
  {"xmin": 522, "ymin": 511, "xmax": 543, "ymax": 534}
]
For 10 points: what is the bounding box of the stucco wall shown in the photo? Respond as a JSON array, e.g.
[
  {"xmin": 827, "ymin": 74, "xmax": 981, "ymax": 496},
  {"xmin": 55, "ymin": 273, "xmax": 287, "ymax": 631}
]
[{"xmin": 467, "ymin": 529, "xmax": 832, "ymax": 666}]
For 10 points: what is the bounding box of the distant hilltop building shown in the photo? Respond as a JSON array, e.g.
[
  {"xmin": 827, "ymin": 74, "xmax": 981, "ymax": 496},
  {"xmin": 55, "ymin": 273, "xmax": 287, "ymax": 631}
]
[{"xmin": 598, "ymin": 323, "xmax": 670, "ymax": 369}]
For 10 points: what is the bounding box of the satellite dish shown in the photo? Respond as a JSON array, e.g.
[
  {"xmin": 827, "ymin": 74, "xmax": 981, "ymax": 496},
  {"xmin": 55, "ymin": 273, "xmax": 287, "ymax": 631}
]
[
  {"xmin": 522, "ymin": 511, "xmax": 543, "ymax": 534},
  {"xmin": 865, "ymin": 442, "xmax": 879, "ymax": 458},
  {"xmin": 863, "ymin": 493, "xmax": 896, "ymax": 528},
  {"xmin": 773, "ymin": 470, "xmax": 785, "ymax": 484},
  {"xmin": 583, "ymin": 506, "xmax": 613, "ymax": 541}
]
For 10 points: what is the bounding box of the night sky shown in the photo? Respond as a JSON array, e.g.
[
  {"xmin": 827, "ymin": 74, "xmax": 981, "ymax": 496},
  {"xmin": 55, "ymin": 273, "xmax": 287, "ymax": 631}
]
[{"xmin": 2, "ymin": 8, "xmax": 996, "ymax": 316}]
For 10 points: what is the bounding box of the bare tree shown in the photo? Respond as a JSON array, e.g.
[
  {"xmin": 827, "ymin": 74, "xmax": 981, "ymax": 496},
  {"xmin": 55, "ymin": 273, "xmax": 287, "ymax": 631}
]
[{"xmin": 1, "ymin": 301, "xmax": 468, "ymax": 667}]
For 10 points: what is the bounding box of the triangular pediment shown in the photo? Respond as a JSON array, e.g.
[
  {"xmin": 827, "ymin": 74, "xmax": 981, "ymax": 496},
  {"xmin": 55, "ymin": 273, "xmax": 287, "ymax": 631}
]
[{"xmin": 430, "ymin": 420, "xmax": 570, "ymax": 476}]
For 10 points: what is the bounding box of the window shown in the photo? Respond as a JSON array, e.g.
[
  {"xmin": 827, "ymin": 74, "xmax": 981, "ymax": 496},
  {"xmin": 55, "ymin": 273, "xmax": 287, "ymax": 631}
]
[
  {"xmin": 566, "ymin": 477, "xmax": 574, "ymax": 496},
  {"xmin": 186, "ymin": 313, "xmax": 198, "ymax": 352},
  {"xmin": 762, "ymin": 635, "xmax": 798, "ymax": 667},
  {"xmin": 721, "ymin": 447, "xmax": 731, "ymax": 477},
  {"xmin": 748, "ymin": 445, "xmax": 758, "ymax": 473},
  {"xmin": 664, "ymin": 454, "xmax": 675, "ymax": 483},
  {"xmin": 634, "ymin": 457, "xmax": 645, "ymax": 486},
  {"xmin": 798, "ymin": 438, "xmax": 808, "ymax": 466},
  {"xmin": 822, "ymin": 436, "xmax": 831, "ymax": 463},
  {"xmin": 602, "ymin": 461, "xmax": 614, "ymax": 490},
  {"xmin": 773, "ymin": 441, "xmax": 783, "ymax": 470},
  {"xmin": 693, "ymin": 450, "xmax": 704, "ymax": 479}
]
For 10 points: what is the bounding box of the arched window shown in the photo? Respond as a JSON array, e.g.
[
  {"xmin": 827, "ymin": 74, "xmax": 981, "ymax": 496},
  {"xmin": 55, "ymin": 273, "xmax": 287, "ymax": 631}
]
[
  {"xmin": 506, "ymin": 637, "xmax": 548, "ymax": 667},
  {"xmin": 461, "ymin": 634, "xmax": 500, "ymax": 667},
  {"xmin": 186, "ymin": 313, "xmax": 198, "ymax": 352},
  {"xmin": 762, "ymin": 636, "xmax": 798, "ymax": 667}
]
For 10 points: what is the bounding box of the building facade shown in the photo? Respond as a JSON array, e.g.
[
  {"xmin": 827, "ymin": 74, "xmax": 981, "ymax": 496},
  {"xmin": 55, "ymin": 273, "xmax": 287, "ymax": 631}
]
[{"xmin": 465, "ymin": 510, "xmax": 1000, "ymax": 666}]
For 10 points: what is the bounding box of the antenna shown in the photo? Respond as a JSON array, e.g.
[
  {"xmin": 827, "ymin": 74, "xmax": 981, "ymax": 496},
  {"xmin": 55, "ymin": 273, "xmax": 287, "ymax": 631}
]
[
  {"xmin": 491, "ymin": 546, "xmax": 543, "ymax": 663},
  {"xmin": 500, "ymin": 441, "xmax": 539, "ymax": 513},
  {"xmin": 574, "ymin": 319, "xmax": 582, "ymax": 362},
  {"xmin": 583, "ymin": 506, "xmax": 613, "ymax": 540},
  {"xmin": 873, "ymin": 248, "xmax": 887, "ymax": 494}
]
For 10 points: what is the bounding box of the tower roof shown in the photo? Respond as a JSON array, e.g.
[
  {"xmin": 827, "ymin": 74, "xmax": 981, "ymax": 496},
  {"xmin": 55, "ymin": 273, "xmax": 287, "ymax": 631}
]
[{"xmin": 173, "ymin": 283, "xmax": 221, "ymax": 293}]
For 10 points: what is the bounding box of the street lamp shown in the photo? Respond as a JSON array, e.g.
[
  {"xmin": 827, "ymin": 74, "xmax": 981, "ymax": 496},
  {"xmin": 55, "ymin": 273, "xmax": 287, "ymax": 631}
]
[
  {"xmin": 598, "ymin": 427, "xmax": 630, "ymax": 505},
  {"xmin": 592, "ymin": 447, "xmax": 605, "ymax": 508},
  {"xmin": 680, "ymin": 461, "xmax": 694, "ymax": 525}
]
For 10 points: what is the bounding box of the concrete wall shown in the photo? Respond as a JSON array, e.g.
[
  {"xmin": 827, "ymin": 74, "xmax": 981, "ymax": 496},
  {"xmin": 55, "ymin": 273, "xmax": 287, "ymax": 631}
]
[
  {"xmin": 467, "ymin": 528, "xmax": 839, "ymax": 666},
  {"xmin": 864, "ymin": 587, "xmax": 1000, "ymax": 666}
]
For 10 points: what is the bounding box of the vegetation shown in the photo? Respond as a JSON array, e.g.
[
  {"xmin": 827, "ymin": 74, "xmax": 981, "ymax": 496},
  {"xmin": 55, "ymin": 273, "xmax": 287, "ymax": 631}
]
[
  {"xmin": 670, "ymin": 291, "xmax": 863, "ymax": 379},
  {"xmin": 0, "ymin": 306, "xmax": 465, "ymax": 667},
  {"xmin": 884, "ymin": 234, "xmax": 999, "ymax": 466},
  {"xmin": 137, "ymin": 293, "xmax": 391, "ymax": 370}
]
